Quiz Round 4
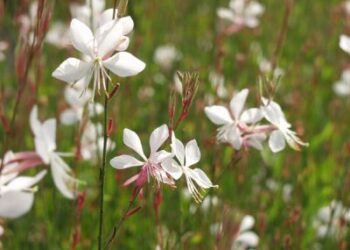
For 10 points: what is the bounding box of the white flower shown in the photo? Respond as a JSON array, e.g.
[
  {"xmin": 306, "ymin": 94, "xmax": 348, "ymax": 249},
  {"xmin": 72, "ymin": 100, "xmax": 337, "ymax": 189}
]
[
  {"xmin": 313, "ymin": 200, "xmax": 350, "ymax": 239},
  {"xmin": 162, "ymin": 133, "xmax": 217, "ymax": 203},
  {"xmin": 110, "ymin": 125, "xmax": 174, "ymax": 187},
  {"xmin": 30, "ymin": 106, "xmax": 80, "ymax": 199},
  {"xmin": 261, "ymin": 98, "xmax": 308, "ymax": 153},
  {"xmin": 0, "ymin": 151, "xmax": 47, "ymax": 219},
  {"xmin": 340, "ymin": 34, "xmax": 350, "ymax": 54},
  {"xmin": 46, "ymin": 22, "xmax": 71, "ymax": 48},
  {"xmin": 205, "ymin": 89, "xmax": 264, "ymax": 150},
  {"xmin": 70, "ymin": 0, "xmax": 106, "ymax": 28},
  {"xmin": 258, "ymin": 58, "xmax": 285, "ymax": 79},
  {"xmin": 232, "ymin": 215, "xmax": 259, "ymax": 250},
  {"xmin": 60, "ymin": 79, "xmax": 103, "ymax": 125},
  {"xmin": 80, "ymin": 122, "xmax": 115, "ymax": 161},
  {"xmin": 154, "ymin": 44, "xmax": 181, "ymax": 70},
  {"xmin": 217, "ymin": 0, "xmax": 264, "ymax": 29},
  {"xmin": 209, "ymin": 71, "xmax": 228, "ymax": 99},
  {"xmin": 333, "ymin": 69, "xmax": 350, "ymax": 96},
  {"xmin": 52, "ymin": 16, "xmax": 145, "ymax": 101}
]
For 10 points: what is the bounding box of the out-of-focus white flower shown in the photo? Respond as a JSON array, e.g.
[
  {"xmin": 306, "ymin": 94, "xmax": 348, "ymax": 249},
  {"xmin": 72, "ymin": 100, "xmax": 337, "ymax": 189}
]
[
  {"xmin": 0, "ymin": 41, "xmax": 9, "ymax": 62},
  {"xmin": 52, "ymin": 15, "xmax": 145, "ymax": 101},
  {"xmin": 110, "ymin": 125, "xmax": 174, "ymax": 187},
  {"xmin": 60, "ymin": 78, "xmax": 103, "ymax": 125},
  {"xmin": 340, "ymin": 34, "xmax": 350, "ymax": 54},
  {"xmin": 232, "ymin": 215, "xmax": 259, "ymax": 250},
  {"xmin": 313, "ymin": 200, "xmax": 350, "ymax": 239},
  {"xmin": 261, "ymin": 98, "xmax": 308, "ymax": 153},
  {"xmin": 70, "ymin": 0, "xmax": 106, "ymax": 28},
  {"xmin": 345, "ymin": 1, "xmax": 350, "ymax": 16},
  {"xmin": 154, "ymin": 44, "xmax": 181, "ymax": 70},
  {"xmin": 205, "ymin": 89, "xmax": 265, "ymax": 150},
  {"xmin": 0, "ymin": 151, "xmax": 46, "ymax": 219},
  {"xmin": 209, "ymin": 71, "xmax": 228, "ymax": 99},
  {"xmin": 162, "ymin": 133, "xmax": 217, "ymax": 202},
  {"xmin": 217, "ymin": 0, "xmax": 264, "ymax": 29},
  {"xmin": 333, "ymin": 69, "xmax": 350, "ymax": 96},
  {"xmin": 30, "ymin": 106, "xmax": 80, "ymax": 199},
  {"xmin": 46, "ymin": 22, "xmax": 71, "ymax": 48},
  {"xmin": 282, "ymin": 183, "xmax": 293, "ymax": 203},
  {"xmin": 258, "ymin": 58, "xmax": 285, "ymax": 79},
  {"xmin": 80, "ymin": 122, "xmax": 115, "ymax": 161}
]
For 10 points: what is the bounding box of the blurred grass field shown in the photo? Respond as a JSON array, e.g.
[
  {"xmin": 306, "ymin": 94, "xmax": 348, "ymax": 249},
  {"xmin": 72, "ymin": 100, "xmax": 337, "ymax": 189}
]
[{"xmin": 1, "ymin": 0, "xmax": 350, "ymax": 249}]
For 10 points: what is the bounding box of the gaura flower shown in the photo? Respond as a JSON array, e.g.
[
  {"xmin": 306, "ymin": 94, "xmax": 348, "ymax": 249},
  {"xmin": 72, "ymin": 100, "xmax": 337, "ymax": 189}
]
[
  {"xmin": 232, "ymin": 215, "xmax": 259, "ymax": 250},
  {"xmin": 154, "ymin": 44, "xmax": 181, "ymax": 70},
  {"xmin": 30, "ymin": 106, "xmax": 81, "ymax": 199},
  {"xmin": 52, "ymin": 15, "xmax": 145, "ymax": 101},
  {"xmin": 333, "ymin": 69, "xmax": 350, "ymax": 97},
  {"xmin": 261, "ymin": 98, "xmax": 308, "ymax": 153},
  {"xmin": 217, "ymin": 0, "xmax": 264, "ymax": 29},
  {"xmin": 110, "ymin": 124, "xmax": 174, "ymax": 188},
  {"xmin": 340, "ymin": 34, "xmax": 350, "ymax": 54},
  {"xmin": 0, "ymin": 151, "xmax": 47, "ymax": 219},
  {"xmin": 162, "ymin": 133, "xmax": 217, "ymax": 203},
  {"xmin": 204, "ymin": 88, "xmax": 264, "ymax": 150}
]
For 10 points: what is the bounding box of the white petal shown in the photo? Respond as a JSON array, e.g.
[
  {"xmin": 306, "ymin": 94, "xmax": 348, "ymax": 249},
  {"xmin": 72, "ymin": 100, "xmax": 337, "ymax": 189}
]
[
  {"xmin": 204, "ymin": 106, "xmax": 233, "ymax": 125},
  {"xmin": 161, "ymin": 158, "xmax": 183, "ymax": 180},
  {"xmin": 123, "ymin": 128, "xmax": 147, "ymax": 160},
  {"xmin": 103, "ymin": 52, "xmax": 146, "ymax": 77},
  {"xmin": 118, "ymin": 16, "xmax": 134, "ymax": 35},
  {"xmin": 30, "ymin": 105, "xmax": 41, "ymax": 136},
  {"xmin": 171, "ymin": 133, "xmax": 185, "ymax": 166},
  {"xmin": 99, "ymin": 8, "xmax": 116, "ymax": 26},
  {"xmin": 234, "ymin": 231, "xmax": 259, "ymax": 247},
  {"xmin": 185, "ymin": 139, "xmax": 201, "ymax": 167},
  {"xmin": 52, "ymin": 58, "xmax": 91, "ymax": 83},
  {"xmin": 240, "ymin": 108, "xmax": 263, "ymax": 124},
  {"xmin": 110, "ymin": 155, "xmax": 144, "ymax": 169},
  {"xmin": 228, "ymin": 126, "xmax": 242, "ymax": 150},
  {"xmin": 96, "ymin": 19, "xmax": 124, "ymax": 57},
  {"xmin": 60, "ymin": 109, "xmax": 79, "ymax": 125},
  {"xmin": 230, "ymin": 88, "xmax": 249, "ymax": 119},
  {"xmin": 6, "ymin": 170, "xmax": 47, "ymax": 191},
  {"xmin": 269, "ymin": 130, "xmax": 286, "ymax": 153},
  {"xmin": 0, "ymin": 191, "xmax": 34, "ymax": 219},
  {"xmin": 239, "ymin": 215, "xmax": 255, "ymax": 232},
  {"xmin": 149, "ymin": 124, "xmax": 169, "ymax": 154},
  {"xmin": 115, "ymin": 36, "xmax": 130, "ymax": 51},
  {"xmin": 217, "ymin": 7, "xmax": 234, "ymax": 21},
  {"xmin": 42, "ymin": 119, "xmax": 57, "ymax": 152},
  {"xmin": 150, "ymin": 150, "xmax": 173, "ymax": 163},
  {"xmin": 69, "ymin": 19, "xmax": 94, "ymax": 56},
  {"xmin": 188, "ymin": 168, "xmax": 215, "ymax": 189},
  {"xmin": 340, "ymin": 34, "xmax": 350, "ymax": 54}
]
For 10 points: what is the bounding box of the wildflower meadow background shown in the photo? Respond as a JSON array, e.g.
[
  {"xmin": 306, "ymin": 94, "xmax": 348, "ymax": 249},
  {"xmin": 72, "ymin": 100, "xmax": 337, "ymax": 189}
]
[{"xmin": 0, "ymin": 0, "xmax": 350, "ymax": 249}]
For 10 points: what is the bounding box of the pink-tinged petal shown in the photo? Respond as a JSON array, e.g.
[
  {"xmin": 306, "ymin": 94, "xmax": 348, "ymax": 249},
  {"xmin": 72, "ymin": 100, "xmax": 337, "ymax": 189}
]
[
  {"xmin": 240, "ymin": 108, "xmax": 263, "ymax": 124},
  {"xmin": 123, "ymin": 173, "xmax": 139, "ymax": 186},
  {"xmin": 149, "ymin": 124, "xmax": 169, "ymax": 154},
  {"xmin": 268, "ymin": 130, "xmax": 286, "ymax": 153},
  {"xmin": 234, "ymin": 231, "xmax": 259, "ymax": 247},
  {"xmin": 110, "ymin": 155, "xmax": 144, "ymax": 169},
  {"xmin": 11, "ymin": 151, "xmax": 40, "ymax": 162},
  {"xmin": 69, "ymin": 18, "xmax": 94, "ymax": 56},
  {"xmin": 171, "ymin": 133, "xmax": 185, "ymax": 166},
  {"xmin": 162, "ymin": 158, "xmax": 183, "ymax": 180},
  {"xmin": 103, "ymin": 52, "xmax": 145, "ymax": 77},
  {"xmin": 115, "ymin": 36, "xmax": 130, "ymax": 51},
  {"xmin": 50, "ymin": 154, "xmax": 79, "ymax": 199},
  {"xmin": 185, "ymin": 139, "xmax": 201, "ymax": 167},
  {"xmin": 229, "ymin": 88, "xmax": 249, "ymax": 119},
  {"xmin": 188, "ymin": 168, "xmax": 216, "ymax": 189},
  {"xmin": 52, "ymin": 58, "xmax": 91, "ymax": 83},
  {"xmin": 239, "ymin": 215, "xmax": 255, "ymax": 232},
  {"xmin": 60, "ymin": 109, "xmax": 79, "ymax": 125},
  {"xmin": 340, "ymin": 34, "xmax": 350, "ymax": 54},
  {"xmin": 96, "ymin": 19, "xmax": 123, "ymax": 57},
  {"xmin": 123, "ymin": 128, "xmax": 147, "ymax": 160},
  {"xmin": 6, "ymin": 170, "xmax": 47, "ymax": 191},
  {"xmin": 204, "ymin": 106, "xmax": 233, "ymax": 125},
  {"xmin": 0, "ymin": 191, "xmax": 34, "ymax": 219},
  {"xmin": 9, "ymin": 158, "xmax": 44, "ymax": 174}
]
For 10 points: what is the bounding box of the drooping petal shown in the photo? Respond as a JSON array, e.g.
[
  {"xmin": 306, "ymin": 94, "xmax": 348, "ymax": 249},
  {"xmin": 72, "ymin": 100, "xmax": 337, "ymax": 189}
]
[
  {"xmin": 110, "ymin": 155, "xmax": 144, "ymax": 169},
  {"xmin": 69, "ymin": 18, "xmax": 94, "ymax": 56},
  {"xmin": 171, "ymin": 133, "xmax": 185, "ymax": 166},
  {"xmin": 123, "ymin": 128, "xmax": 147, "ymax": 160},
  {"xmin": 187, "ymin": 168, "xmax": 216, "ymax": 189},
  {"xmin": 103, "ymin": 52, "xmax": 146, "ymax": 77},
  {"xmin": 340, "ymin": 34, "xmax": 350, "ymax": 54},
  {"xmin": 268, "ymin": 130, "xmax": 286, "ymax": 153},
  {"xmin": 229, "ymin": 88, "xmax": 249, "ymax": 119},
  {"xmin": 149, "ymin": 124, "xmax": 169, "ymax": 154},
  {"xmin": 185, "ymin": 139, "xmax": 201, "ymax": 167},
  {"xmin": 161, "ymin": 158, "xmax": 183, "ymax": 180},
  {"xmin": 204, "ymin": 106, "xmax": 233, "ymax": 125},
  {"xmin": 240, "ymin": 108, "xmax": 263, "ymax": 124},
  {"xmin": 0, "ymin": 191, "xmax": 34, "ymax": 219},
  {"xmin": 5, "ymin": 170, "xmax": 47, "ymax": 192},
  {"xmin": 52, "ymin": 58, "xmax": 91, "ymax": 83}
]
